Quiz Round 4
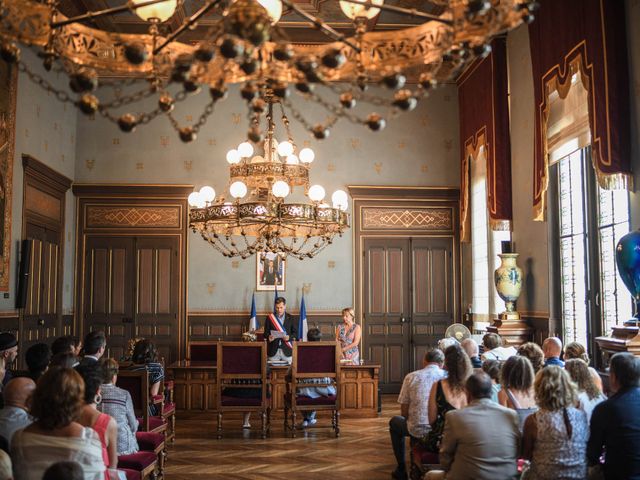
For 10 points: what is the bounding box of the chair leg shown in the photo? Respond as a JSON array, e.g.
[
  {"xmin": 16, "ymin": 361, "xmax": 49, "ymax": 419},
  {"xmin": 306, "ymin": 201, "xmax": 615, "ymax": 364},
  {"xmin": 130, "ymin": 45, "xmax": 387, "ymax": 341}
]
[
  {"xmin": 217, "ymin": 412, "xmax": 222, "ymax": 439},
  {"xmin": 334, "ymin": 410, "xmax": 340, "ymax": 437},
  {"xmin": 291, "ymin": 410, "xmax": 297, "ymax": 438},
  {"xmin": 284, "ymin": 405, "xmax": 289, "ymax": 431},
  {"xmin": 267, "ymin": 408, "xmax": 271, "ymax": 435},
  {"xmin": 261, "ymin": 410, "xmax": 267, "ymax": 439},
  {"xmin": 170, "ymin": 414, "xmax": 176, "ymax": 444}
]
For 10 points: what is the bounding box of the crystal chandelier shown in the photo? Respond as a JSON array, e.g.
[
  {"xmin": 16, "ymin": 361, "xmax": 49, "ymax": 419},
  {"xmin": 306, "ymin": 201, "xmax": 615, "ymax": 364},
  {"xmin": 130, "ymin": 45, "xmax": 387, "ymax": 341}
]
[
  {"xmin": 188, "ymin": 92, "xmax": 349, "ymax": 259},
  {"xmin": 0, "ymin": 0, "xmax": 537, "ymax": 142}
]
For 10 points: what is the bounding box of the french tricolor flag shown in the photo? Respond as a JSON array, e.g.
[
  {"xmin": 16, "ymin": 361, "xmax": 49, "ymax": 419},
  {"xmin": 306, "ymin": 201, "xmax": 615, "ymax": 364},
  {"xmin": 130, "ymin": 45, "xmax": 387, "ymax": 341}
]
[{"xmin": 249, "ymin": 293, "xmax": 258, "ymax": 331}]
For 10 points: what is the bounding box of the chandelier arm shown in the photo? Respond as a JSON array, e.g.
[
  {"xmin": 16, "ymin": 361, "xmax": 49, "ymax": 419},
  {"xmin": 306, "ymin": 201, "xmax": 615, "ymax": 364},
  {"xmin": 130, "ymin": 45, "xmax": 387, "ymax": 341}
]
[
  {"xmin": 50, "ymin": 0, "xmax": 173, "ymax": 29},
  {"xmin": 277, "ymin": 0, "xmax": 361, "ymax": 54},
  {"xmin": 152, "ymin": 0, "xmax": 224, "ymax": 55},
  {"xmin": 337, "ymin": 0, "xmax": 453, "ymax": 25}
]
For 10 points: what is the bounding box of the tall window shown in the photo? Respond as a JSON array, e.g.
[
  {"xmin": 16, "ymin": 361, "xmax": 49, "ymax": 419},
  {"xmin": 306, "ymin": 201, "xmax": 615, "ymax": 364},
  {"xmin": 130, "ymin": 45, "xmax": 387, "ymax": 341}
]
[
  {"xmin": 554, "ymin": 147, "xmax": 631, "ymax": 347},
  {"xmin": 471, "ymin": 149, "xmax": 511, "ymax": 319}
]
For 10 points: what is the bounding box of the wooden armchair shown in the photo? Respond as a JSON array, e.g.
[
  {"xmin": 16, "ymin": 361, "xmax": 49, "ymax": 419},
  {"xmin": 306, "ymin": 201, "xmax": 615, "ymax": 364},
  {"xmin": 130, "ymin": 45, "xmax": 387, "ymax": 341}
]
[
  {"xmin": 117, "ymin": 370, "xmax": 167, "ymax": 435},
  {"xmin": 216, "ymin": 342, "xmax": 269, "ymax": 439},
  {"xmin": 284, "ymin": 341, "xmax": 341, "ymax": 437}
]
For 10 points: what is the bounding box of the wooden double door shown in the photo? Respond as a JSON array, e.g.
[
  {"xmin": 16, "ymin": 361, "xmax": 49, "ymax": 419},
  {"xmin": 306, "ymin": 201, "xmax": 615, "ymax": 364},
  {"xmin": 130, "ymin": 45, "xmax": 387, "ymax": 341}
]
[
  {"xmin": 364, "ymin": 237, "xmax": 455, "ymax": 393},
  {"xmin": 82, "ymin": 236, "xmax": 180, "ymax": 363}
]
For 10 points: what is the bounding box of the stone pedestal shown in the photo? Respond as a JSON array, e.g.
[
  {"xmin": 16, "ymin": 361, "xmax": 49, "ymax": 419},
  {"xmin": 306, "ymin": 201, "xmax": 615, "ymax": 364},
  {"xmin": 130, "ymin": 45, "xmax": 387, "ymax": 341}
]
[{"xmin": 486, "ymin": 317, "xmax": 533, "ymax": 347}]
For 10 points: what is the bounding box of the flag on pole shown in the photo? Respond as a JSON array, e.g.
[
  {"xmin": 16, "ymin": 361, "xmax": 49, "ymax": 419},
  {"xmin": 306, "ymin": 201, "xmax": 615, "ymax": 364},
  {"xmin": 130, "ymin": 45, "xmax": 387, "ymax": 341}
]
[
  {"xmin": 298, "ymin": 294, "xmax": 308, "ymax": 341},
  {"xmin": 249, "ymin": 293, "xmax": 258, "ymax": 332}
]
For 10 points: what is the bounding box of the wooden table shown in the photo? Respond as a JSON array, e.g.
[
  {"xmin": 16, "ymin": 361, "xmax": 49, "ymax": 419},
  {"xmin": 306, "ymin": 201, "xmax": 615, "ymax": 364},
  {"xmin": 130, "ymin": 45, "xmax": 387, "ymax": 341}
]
[{"xmin": 168, "ymin": 360, "xmax": 380, "ymax": 418}]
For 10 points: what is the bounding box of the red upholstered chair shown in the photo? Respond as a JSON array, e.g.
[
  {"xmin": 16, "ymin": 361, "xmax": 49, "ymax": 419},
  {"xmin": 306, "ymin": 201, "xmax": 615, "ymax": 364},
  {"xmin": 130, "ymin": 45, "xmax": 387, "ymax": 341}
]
[
  {"xmin": 284, "ymin": 341, "xmax": 341, "ymax": 438},
  {"xmin": 121, "ymin": 468, "xmax": 141, "ymax": 480},
  {"xmin": 410, "ymin": 443, "xmax": 439, "ymax": 479},
  {"xmin": 216, "ymin": 342, "xmax": 269, "ymax": 439},
  {"xmin": 116, "ymin": 370, "xmax": 167, "ymax": 435},
  {"xmin": 188, "ymin": 341, "xmax": 218, "ymax": 363},
  {"xmin": 136, "ymin": 431, "xmax": 166, "ymax": 475},
  {"xmin": 159, "ymin": 358, "xmax": 176, "ymax": 444},
  {"xmin": 117, "ymin": 451, "xmax": 157, "ymax": 480}
]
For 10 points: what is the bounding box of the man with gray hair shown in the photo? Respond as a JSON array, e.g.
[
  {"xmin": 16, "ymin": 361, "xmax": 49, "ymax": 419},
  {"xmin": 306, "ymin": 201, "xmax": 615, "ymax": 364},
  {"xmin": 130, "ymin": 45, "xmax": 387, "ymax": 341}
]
[
  {"xmin": 389, "ymin": 348, "xmax": 445, "ymax": 480},
  {"xmin": 461, "ymin": 338, "xmax": 482, "ymax": 368}
]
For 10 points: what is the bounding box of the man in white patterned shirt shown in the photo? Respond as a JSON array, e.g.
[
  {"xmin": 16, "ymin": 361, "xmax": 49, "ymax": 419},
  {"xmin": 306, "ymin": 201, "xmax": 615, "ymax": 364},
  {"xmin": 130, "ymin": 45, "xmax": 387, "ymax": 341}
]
[{"xmin": 389, "ymin": 348, "xmax": 446, "ymax": 480}]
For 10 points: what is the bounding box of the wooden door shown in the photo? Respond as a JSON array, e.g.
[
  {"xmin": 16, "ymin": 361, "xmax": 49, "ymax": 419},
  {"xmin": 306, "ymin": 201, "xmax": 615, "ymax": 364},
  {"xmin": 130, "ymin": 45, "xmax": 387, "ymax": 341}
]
[
  {"xmin": 134, "ymin": 237, "xmax": 179, "ymax": 363},
  {"xmin": 84, "ymin": 237, "xmax": 135, "ymax": 362},
  {"xmin": 22, "ymin": 224, "xmax": 61, "ymax": 353},
  {"xmin": 364, "ymin": 238, "xmax": 411, "ymax": 393},
  {"xmin": 83, "ymin": 236, "xmax": 180, "ymax": 363},
  {"xmin": 363, "ymin": 237, "xmax": 454, "ymax": 393}
]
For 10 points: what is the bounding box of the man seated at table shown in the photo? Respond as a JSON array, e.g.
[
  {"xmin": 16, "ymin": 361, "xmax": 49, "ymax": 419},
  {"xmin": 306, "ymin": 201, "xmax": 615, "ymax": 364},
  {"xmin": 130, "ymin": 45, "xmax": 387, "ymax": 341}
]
[{"xmin": 264, "ymin": 297, "xmax": 298, "ymax": 364}]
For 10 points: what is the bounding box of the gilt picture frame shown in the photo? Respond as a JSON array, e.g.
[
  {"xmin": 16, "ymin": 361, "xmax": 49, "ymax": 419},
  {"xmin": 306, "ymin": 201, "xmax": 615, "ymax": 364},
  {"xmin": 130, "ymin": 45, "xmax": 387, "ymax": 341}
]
[{"xmin": 256, "ymin": 252, "xmax": 286, "ymax": 291}]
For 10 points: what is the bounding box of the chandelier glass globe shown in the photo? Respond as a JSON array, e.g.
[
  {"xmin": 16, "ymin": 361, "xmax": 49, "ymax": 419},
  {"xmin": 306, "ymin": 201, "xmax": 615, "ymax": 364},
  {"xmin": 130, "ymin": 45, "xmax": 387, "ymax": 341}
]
[
  {"xmin": 308, "ymin": 185, "xmax": 326, "ymax": 202},
  {"xmin": 277, "ymin": 141, "xmax": 294, "ymax": 157},
  {"xmin": 199, "ymin": 186, "xmax": 216, "ymax": 203},
  {"xmin": 299, "ymin": 148, "xmax": 315, "ymax": 164},
  {"xmin": 132, "ymin": 0, "xmax": 177, "ymax": 22},
  {"xmin": 272, "ymin": 180, "xmax": 290, "ymax": 198},
  {"xmin": 339, "ymin": 0, "xmax": 383, "ymax": 20},
  {"xmin": 229, "ymin": 181, "xmax": 248, "ymax": 199},
  {"xmin": 237, "ymin": 142, "xmax": 254, "ymax": 158},
  {"xmin": 226, "ymin": 149, "xmax": 241, "ymax": 164},
  {"xmin": 332, "ymin": 189, "xmax": 349, "ymax": 211}
]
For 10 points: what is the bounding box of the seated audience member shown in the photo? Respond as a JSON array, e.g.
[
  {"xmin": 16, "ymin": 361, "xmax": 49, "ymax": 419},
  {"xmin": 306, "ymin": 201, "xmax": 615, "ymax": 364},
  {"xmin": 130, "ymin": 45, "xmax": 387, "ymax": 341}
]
[
  {"xmin": 389, "ymin": 348, "xmax": 445, "ymax": 480},
  {"xmin": 79, "ymin": 331, "xmax": 106, "ymax": 367},
  {"xmin": 0, "ymin": 378, "xmax": 35, "ymax": 448},
  {"xmin": 98, "ymin": 359, "xmax": 139, "ymax": 455},
  {"xmin": 460, "ymin": 338, "xmax": 482, "ymax": 368},
  {"xmin": 51, "ymin": 336, "xmax": 82, "ymax": 357},
  {"xmin": 11, "ymin": 368, "xmax": 105, "ymax": 480},
  {"xmin": 437, "ymin": 338, "xmax": 458, "ymax": 353},
  {"xmin": 422, "ymin": 344, "xmax": 472, "ymax": 453},
  {"xmin": 129, "ymin": 339, "xmax": 164, "ymax": 399},
  {"xmin": 588, "ymin": 352, "xmax": 640, "ymax": 479},
  {"xmin": 0, "ymin": 450, "xmax": 10, "ymax": 480},
  {"xmin": 75, "ymin": 364, "xmax": 118, "ymax": 478},
  {"xmin": 297, "ymin": 328, "xmax": 337, "ymax": 428},
  {"xmin": 565, "ymin": 359, "xmax": 605, "ymax": 423},
  {"xmin": 49, "ymin": 352, "xmax": 79, "ymax": 369},
  {"xmin": 425, "ymin": 372, "xmax": 520, "ymax": 480},
  {"xmin": 23, "ymin": 343, "xmax": 51, "ymax": 382},
  {"xmin": 564, "ymin": 341, "xmax": 603, "ymax": 392},
  {"xmin": 542, "ymin": 337, "xmax": 564, "ymax": 367},
  {"xmin": 517, "ymin": 342, "xmax": 545, "ymax": 373},
  {"xmin": 480, "ymin": 333, "xmax": 516, "ymax": 361},
  {"xmin": 0, "ymin": 333, "xmax": 18, "ymax": 387},
  {"xmin": 42, "ymin": 462, "xmax": 83, "ymax": 480},
  {"xmin": 498, "ymin": 356, "xmax": 537, "ymax": 432},
  {"xmin": 523, "ymin": 366, "xmax": 588, "ymax": 480},
  {"xmin": 480, "ymin": 360, "xmax": 502, "ymax": 403}
]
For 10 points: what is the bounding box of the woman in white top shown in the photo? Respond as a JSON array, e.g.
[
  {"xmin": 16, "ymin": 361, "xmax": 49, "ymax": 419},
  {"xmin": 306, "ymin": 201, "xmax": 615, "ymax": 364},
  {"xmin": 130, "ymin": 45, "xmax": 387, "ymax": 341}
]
[
  {"xmin": 565, "ymin": 358, "xmax": 606, "ymax": 423},
  {"xmin": 11, "ymin": 367, "xmax": 105, "ymax": 480},
  {"xmin": 564, "ymin": 342, "xmax": 603, "ymax": 392}
]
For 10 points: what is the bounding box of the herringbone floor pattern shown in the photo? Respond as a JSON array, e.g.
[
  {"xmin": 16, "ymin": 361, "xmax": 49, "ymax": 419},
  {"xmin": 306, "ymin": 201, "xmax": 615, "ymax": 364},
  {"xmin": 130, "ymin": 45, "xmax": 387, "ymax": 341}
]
[{"xmin": 164, "ymin": 395, "xmax": 400, "ymax": 479}]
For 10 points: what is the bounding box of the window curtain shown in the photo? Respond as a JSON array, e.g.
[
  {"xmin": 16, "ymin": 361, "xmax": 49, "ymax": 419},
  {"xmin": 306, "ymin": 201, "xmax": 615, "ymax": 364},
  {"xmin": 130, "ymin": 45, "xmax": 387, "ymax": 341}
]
[
  {"xmin": 529, "ymin": 0, "xmax": 632, "ymax": 221},
  {"xmin": 458, "ymin": 37, "xmax": 512, "ymax": 243}
]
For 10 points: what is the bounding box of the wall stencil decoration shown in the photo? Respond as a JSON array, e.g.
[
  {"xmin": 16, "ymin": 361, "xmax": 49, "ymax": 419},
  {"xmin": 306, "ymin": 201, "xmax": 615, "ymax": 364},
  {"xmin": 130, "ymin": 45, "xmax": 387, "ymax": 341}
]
[
  {"xmin": 232, "ymin": 113, "xmax": 241, "ymax": 124},
  {"xmin": 136, "ymin": 162, "xmax": 144, "ymax": 170},
  {"xmin": 0, "ymin": 60, "xmax": 16, "ymax": 291},
  {"xmin": 327, "ymin": 162, "xmax": 336, "ymax": 172},
  {"xmin": 374, "ymin": 162, "xmax": 382, "ymax": 174},
  {"xmin": 328, "ymin": 260, "xmax": 336, "ymax": 269},
  {"xmin": 350, "ymin": 138, "xmax": 361, "ymax": 150},
  {"xmin": 302, "ymin": 283, "xmax": 312, "ymax": 294},
  {"xmin": 85, "ymin": 158, "xmax": 95, "ymax": 170},
  {"xmin": 421, "ymin": 164, "xmax": 429, "ymax": 173},
  {"xmin": 256, "ymin": 252, "xmax": 285, "ymax": 291},
  {"xmin": 208, "ymin": 138, "xmax": 216, "ymax": 146},
  {"xmin": 184, "ymin": 160, "xmax": 192, "ymax": 171},
  {"xmin": 207, "ymin": 283, "xmax": 215, "ymax": 295},
  {"xmin": 160, "ymin": 135, "xmax": 169, "ymax": 147},
  {"xmin": 112, "ymin": 138, "xmax": 119, "ymax": 145}
]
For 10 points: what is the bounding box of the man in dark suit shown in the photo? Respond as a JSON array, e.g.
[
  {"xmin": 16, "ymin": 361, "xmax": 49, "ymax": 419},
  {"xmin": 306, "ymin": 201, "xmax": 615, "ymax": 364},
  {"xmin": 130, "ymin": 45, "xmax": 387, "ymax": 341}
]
[
  {"xmin": 263, "ymin": 297, "xmax": 297, "ymax": 363},
  {"xmin": 78, "ymin": 330, "xmax": 106, "ymax": 367}
]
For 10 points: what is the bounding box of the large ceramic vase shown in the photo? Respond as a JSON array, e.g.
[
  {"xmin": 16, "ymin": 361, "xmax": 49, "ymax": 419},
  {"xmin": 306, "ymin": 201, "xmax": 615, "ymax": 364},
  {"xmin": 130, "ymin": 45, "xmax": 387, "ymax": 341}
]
[
  {"xmin": 615, "ymin": 229, "xmax": 640, "ymax": 325},
  {"xmin": 494, "ymin": 253, "xmax": 523, "ymax": 320}
]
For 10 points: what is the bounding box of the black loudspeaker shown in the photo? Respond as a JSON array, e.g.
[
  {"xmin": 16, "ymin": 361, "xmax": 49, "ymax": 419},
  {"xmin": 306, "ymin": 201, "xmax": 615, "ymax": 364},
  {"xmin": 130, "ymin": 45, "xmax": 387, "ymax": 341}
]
[{"xmin": 15, "ymin": 239, "xmax": 31, "ymax": 310}]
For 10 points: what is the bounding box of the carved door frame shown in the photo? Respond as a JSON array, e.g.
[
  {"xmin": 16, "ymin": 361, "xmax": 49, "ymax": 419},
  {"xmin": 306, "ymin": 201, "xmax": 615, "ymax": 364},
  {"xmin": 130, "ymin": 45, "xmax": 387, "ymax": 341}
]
[
  {"xmin": 349, "ymin": 186, "xmax": 461, "ymax": 374},
  {"xmin": 73, "ymin": 184, "xmax": 192, "ymax": 360}
]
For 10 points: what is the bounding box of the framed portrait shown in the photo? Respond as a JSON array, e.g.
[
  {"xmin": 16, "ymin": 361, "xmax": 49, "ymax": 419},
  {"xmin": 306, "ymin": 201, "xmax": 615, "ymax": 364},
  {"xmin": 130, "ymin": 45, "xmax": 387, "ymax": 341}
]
[{"xmin": 256, "ymin": 252, "xmax": 285, "ymax": 291}]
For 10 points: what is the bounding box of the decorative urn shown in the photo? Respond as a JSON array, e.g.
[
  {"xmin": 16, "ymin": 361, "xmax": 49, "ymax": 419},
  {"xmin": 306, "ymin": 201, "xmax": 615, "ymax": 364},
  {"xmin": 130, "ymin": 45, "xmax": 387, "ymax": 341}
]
[
  {"xmin": 494, "ymin": 253, "xmax": 523, "ymax": 320},
  {"xmin": 615, "ymin": 229, "xmax": 640, "ymax": 325}
]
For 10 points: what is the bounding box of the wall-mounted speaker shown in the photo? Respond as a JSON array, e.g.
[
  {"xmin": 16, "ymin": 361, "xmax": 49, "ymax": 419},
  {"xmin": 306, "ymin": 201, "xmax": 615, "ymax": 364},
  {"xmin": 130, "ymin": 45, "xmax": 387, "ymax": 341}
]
[{"xmin": 15, "ymin": 239, "xmax": 31, "ymax": 310}]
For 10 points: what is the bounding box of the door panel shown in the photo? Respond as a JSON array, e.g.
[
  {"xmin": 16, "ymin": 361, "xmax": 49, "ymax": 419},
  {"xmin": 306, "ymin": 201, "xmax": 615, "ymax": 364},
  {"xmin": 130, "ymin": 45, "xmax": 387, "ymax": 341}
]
[{"xmin": 364, "ymin": 236, "xmax": 454, "ymax": 393}]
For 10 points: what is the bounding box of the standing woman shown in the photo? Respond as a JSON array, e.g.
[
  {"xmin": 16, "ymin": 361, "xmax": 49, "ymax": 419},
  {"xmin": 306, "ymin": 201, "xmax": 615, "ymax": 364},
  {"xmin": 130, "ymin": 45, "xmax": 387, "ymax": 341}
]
[{"xmin": 336, "ymin": 308, "xmax": 361, "ymax": 365}]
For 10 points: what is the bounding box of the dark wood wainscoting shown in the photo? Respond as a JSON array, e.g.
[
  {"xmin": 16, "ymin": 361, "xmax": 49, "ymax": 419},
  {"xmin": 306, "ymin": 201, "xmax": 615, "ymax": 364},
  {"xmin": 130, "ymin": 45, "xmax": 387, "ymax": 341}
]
[
  {"xmin": 350, "ymin": 186, "xmax": 461, "ymax": 394},
  {"xmin": 73, "ymin": 185, "xmax": 191, "ymax": 363},
  {"xmin": 187, "ymin": 311, "xmax": 342, "ymax": 343}
]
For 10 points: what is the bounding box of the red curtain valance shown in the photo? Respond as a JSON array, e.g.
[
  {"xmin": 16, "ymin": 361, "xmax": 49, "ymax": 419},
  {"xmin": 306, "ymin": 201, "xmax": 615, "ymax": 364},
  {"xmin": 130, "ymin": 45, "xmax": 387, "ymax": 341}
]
[
  {"xmin": 458, "ymin": 37, "xmax": 512, "ymax": 242},
  {"xmin": 529, "ymin": 0, "xmax": 632, "ymax": 221}
]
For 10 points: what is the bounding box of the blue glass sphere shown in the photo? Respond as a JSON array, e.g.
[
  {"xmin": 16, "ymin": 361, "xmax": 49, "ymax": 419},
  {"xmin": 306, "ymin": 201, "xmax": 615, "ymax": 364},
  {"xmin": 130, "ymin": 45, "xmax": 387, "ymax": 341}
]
[{"xmin": 616, "ymin": 229, "xmax": 640, "ymax": 318}]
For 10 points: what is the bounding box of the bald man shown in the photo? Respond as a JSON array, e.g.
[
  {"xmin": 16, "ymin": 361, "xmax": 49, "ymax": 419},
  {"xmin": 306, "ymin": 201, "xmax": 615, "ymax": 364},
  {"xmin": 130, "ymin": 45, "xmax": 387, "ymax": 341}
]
[
  {"xmin": 0, "ymin": 377, "xmax": 35, "ymax": 448},
  {"xmin": 542, "ymin": 337, "xmax": 564, "ymax": 367}
]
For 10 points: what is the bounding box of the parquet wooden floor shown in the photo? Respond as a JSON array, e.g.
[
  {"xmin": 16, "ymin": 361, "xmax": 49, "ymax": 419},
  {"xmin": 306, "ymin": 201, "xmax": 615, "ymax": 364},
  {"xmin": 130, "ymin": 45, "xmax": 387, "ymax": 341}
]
[{"xmin": 164, "ymin": 395, "xmax": 400, "ymax": 479}]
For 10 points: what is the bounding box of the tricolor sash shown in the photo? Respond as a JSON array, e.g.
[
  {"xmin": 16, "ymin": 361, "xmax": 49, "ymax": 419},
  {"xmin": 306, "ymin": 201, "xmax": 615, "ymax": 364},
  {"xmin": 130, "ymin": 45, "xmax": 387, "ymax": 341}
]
[{"xmin": 268, "ymin": 313, "xmax": 292, "ymax": 349}]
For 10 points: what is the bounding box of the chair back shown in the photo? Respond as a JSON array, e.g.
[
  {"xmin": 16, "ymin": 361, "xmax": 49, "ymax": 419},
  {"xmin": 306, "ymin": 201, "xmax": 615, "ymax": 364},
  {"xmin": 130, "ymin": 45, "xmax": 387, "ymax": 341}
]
[
  {"xmin": 292, "ymin": 341, "xmax": 340, "ymax": 380},
  {"xmin": 116, "ymin": 369, "xmax": 151, "ymax": 430},
  {"xmin": 216, "ymin": 342, "xmax": 267, "ymax": 410},
  {"xmin": 188, "ymin": 341, "xmax": 218, "ymax": 363}
]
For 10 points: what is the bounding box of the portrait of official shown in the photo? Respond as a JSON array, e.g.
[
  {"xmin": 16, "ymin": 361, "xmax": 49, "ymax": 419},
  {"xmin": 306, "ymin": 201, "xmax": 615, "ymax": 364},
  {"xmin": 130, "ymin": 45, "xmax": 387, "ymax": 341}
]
[{"xmin": 256, "ymin": 252, "xmax": 285, "ymax": 291}]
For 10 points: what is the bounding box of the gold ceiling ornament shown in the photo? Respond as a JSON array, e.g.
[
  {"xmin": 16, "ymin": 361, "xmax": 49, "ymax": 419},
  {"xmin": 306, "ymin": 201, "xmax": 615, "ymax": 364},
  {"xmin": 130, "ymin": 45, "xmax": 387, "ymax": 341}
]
[
  {"xmin": 188, "ymin": 93, "xmax": 349, "ymax": 259},
  {"xmin": 0, "ymin": 0, "xmax": 537, "ymax": 142}
]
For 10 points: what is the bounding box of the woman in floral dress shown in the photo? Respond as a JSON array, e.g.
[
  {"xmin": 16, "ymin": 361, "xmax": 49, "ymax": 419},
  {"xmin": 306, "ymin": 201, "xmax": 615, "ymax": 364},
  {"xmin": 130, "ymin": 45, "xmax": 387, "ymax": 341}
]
[{"xmin": 336, "ymin": 307, "xmax": 361, "ymax": 364}]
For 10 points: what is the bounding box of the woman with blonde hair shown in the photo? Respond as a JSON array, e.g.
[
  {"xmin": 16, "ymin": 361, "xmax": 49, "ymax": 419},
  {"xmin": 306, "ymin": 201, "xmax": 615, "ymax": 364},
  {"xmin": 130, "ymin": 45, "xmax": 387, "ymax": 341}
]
[
  {"xmin": 564, "ymin": 341, "xmax": 603, "ymax": 392},
  {"xmin": 522, "ymin": 366, "xmax": 588, "ymax": 479},
  {"xmin": 565, "ymin": 358, "xmax": 606, "ymax": 423},
  {"xmin": 336, "ymin": 307, "xmax": 361, "ymax": 364}
]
